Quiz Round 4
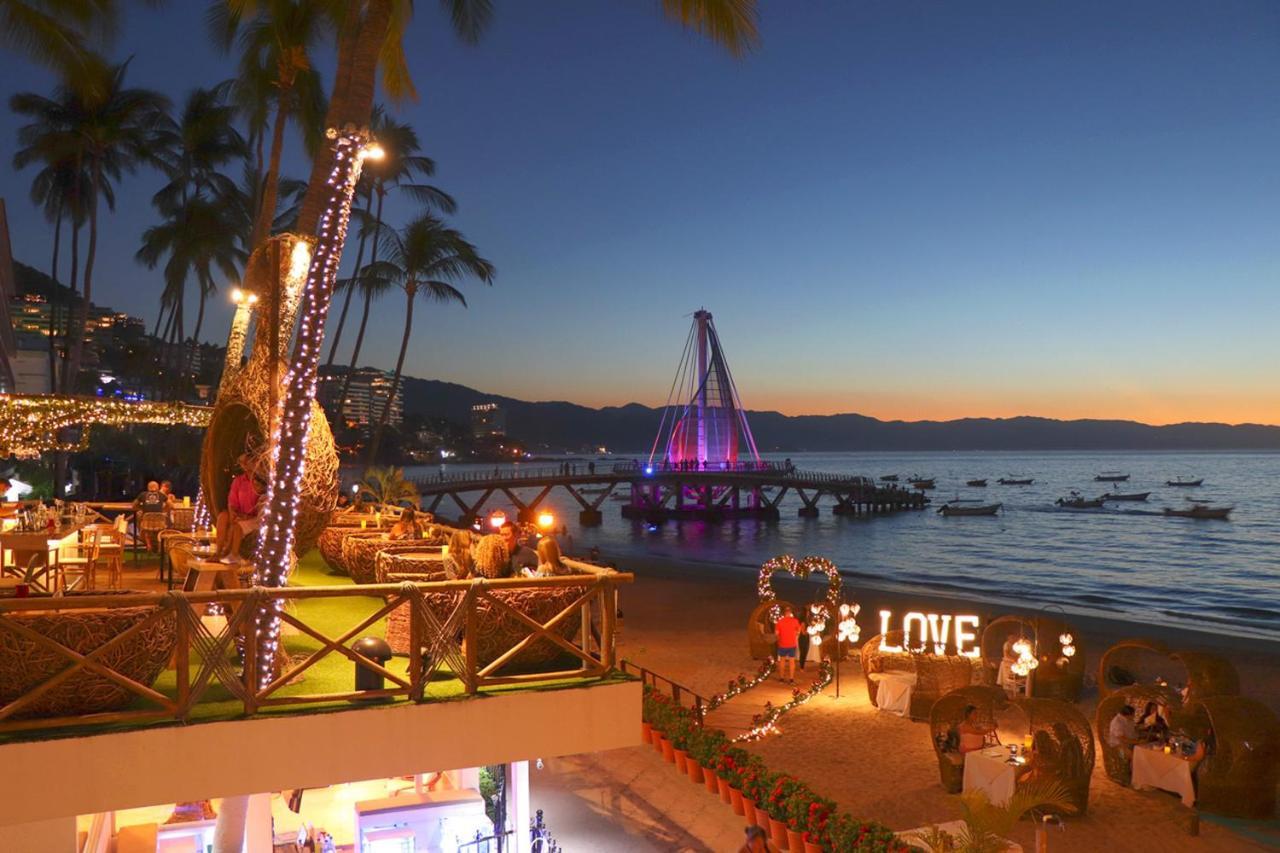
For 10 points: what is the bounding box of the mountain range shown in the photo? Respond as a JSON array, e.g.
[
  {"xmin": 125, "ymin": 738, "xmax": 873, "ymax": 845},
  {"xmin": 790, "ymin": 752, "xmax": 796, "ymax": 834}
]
[{"xmin": 399, "ymin": 376, "xmax": 1280, "ymax": 452}]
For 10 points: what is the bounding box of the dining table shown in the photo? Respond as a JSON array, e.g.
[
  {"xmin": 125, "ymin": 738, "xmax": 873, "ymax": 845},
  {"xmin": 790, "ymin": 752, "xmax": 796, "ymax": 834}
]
[
  {"xmin": 963, "ymin": 746, "xmax": 1021, "ymax": 807},
  {"xmin": 1131, "ymin": 742, "xmax": 1196, "ymax": 807},
  {"xmin": 0, "ymin": 521, "xmax": 94, "ymax": 591}
]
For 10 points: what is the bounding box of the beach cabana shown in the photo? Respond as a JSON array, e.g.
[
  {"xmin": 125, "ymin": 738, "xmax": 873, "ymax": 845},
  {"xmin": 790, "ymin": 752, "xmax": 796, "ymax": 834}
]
[
  {"xmin": 318, "ymin": 524, "xmax": 369, "ymax": 573},
  {"xmin": 1097, "ymin": 639, "xmax": 1240, "ymax": 704},
  {"xmin": 929, "ymin": 685, "xmax": 1009, "ymax": 793},
  {"xmin": 1171, "ymin": 650, "xmax": 1240, "ymax": 703},
  {"xmin": 1184, "ymin": 695, "xmax": 1280, "ymax": 819},
  {"xmin": 1095, "ymin": 684, "xmax": 1182, "ymax": 784},
  {"xmin": 862, "ymin": 631, "xmax": 975, "ymax": 720},
  {"xmin": 980, "ymin": 615, "xmax": 1084, "ymax": 702},
  {"xmin": 1019, "ymin": 696, "xmax": 1095, "ymax": 815}
]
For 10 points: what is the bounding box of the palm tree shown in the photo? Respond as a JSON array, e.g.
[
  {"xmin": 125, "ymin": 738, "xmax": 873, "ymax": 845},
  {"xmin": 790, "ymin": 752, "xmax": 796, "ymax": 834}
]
[
  {"xmin": 0, "ymin": 0, "xmax": 116, "ymax": 90},
  {"xmin": 364, "ymin": 214, "xmax": 494, "ymax": 464},
  {"xmin": 330, "ymin": 113, "xmax": 455, "ymax": 408},
  {"xmin": 209, "ymin": 0, "xmax": 329, "ymax": 252},
  {"xmin": 357, "ymin": 465, "xmax": 419, "ymax": 509}
]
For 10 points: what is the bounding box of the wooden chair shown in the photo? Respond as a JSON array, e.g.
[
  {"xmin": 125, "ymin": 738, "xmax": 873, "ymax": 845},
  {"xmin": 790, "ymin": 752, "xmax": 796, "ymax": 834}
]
[
  {"xmin": 58, "ymin": 528, "xmax": 100, "ymax": 591},
  {"xmin": 92, "ymin": 522, "xmax": 127, "ymax": 590}
]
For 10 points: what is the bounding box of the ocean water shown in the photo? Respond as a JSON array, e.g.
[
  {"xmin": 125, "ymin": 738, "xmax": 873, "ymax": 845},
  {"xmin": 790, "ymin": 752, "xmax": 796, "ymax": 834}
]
[{"xmin": 401, "ymin": 451, "xmax": 1280, "ymax": 642}]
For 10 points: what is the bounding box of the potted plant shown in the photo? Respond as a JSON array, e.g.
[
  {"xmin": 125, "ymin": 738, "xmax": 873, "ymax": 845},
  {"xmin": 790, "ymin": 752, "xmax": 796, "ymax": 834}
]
[
  {"xmin": 904, "ymin": 781, "xmax": 1072, "ymax": 853},
  {"xmin": 738, "ymin": 760, "xmax": 775, "ymax": 830},
  {"xmin": 667, "ymin": 712, "xmax": 693, "ymax": 775},
  {"xmin": 765, "ymin": 774, "xmax": 804, "ymax": 850},
  {"xmin": 796, "ymin": 793, "xmax": 834, "ymax": 853}
]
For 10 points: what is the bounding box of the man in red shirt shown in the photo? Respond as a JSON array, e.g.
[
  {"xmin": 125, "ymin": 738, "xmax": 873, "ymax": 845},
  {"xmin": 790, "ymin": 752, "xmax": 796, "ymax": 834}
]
[{"xmin": 774, "ymin": 604, "xmax": 802, "ymax": 684}]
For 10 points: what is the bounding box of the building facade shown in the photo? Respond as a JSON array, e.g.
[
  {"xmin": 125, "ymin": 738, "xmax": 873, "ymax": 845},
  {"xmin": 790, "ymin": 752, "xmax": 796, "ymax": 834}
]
[
  {"xmin": 317, "ymin": 365, "xmax": 404, "ymax": 431},
  {"xmin": 470, "ymin": 402, "xmax": 506, "ymax": 439}
]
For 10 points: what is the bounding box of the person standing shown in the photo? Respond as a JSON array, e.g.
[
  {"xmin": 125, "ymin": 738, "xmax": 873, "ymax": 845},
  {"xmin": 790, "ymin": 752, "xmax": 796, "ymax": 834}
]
[
  {"xmin": 774, "ymin": 604, "xmax": 802, "ymax": 684},
  {"xmin": 796, "ymin": 607, "xmax": 811, "ymax": 671}
]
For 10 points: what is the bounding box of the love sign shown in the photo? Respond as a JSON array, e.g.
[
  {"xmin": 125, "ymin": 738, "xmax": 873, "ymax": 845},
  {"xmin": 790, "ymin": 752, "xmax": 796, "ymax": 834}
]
[{"xmin": 878, "ymin": 610, "xmax": 981, "ymax": 658}]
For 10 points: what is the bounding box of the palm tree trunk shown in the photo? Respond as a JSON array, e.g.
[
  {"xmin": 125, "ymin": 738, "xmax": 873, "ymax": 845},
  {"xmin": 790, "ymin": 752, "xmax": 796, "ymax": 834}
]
[
  {"xmin": 253, "ymin": 0, "xmax": 391, "ymax": 689},
  {"xmin": 64, "ymin": 218, "xmax": 80, "ymax": 390},
  {"xmin": 324, "ymin": 188, "xmax": 374, "ymax": 366},
  {"xmin": 366, "ymin": 286, "xmax": 412, "ymax": 465},
  {"xmin": 47, "ymin": 208, "xmax": 62, "ymax": 390},
  {"xmin": 336, "ymin": 186, "xmax": 384, "ymax": 408},
  {"xmin": 250, "ymin": 94, "xmax": 292, "ymax": 251},
  {"xmin": 64, "ymin": 160, "xmax": 100, "ymax": 394},
  {"xmin": 185, "ymin": 287, "xmax": 208, "ymax": 379}
]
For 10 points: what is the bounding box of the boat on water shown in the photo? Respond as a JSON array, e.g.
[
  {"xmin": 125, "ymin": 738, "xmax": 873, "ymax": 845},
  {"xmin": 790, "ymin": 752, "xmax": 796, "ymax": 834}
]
[
  {"xmin": 912, "ymin": 479, "xmax": 936, "ymax": 490},
  {"xmin": 966, "ymin": 479, "xmax": 988, "ymax": 487},
  {"xmin": 1056, "ymin": 492, "xmax": 1104, "ymax": 509},
  {"xmin": 880, "ymin": 474, "xmax": 899, "ymax": 482},
  {"xmin": 938, "ymin": 502, "xmax": 1002, "ymax": 517},
  {"xmin": 1167, "ymin": 478, "xmax": 1204, "ymax": 487},
  {"xmin": 1165, "ymin": 504, "xmax": 1231, "ymax": 520},
  {"xmin": 906, "ymin": 475, "xmax": 932, "ymax": 484},
  {"xmin": 1102, "ymin": 491, "xmax": 1150, "ymax": 502},
  {"xmin": 1094, "ymin": 472, "xmax": 1130, "ymax": 482},
  {"xmin": 997, "ymin": 477, "xmax": 1035, "ymax": 485}
]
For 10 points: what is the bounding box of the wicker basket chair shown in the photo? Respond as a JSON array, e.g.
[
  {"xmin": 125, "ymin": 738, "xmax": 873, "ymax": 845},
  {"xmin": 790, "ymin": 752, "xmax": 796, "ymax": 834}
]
[
  {"xmin": 981, "ymin": 615, "xmax": 1084, "ymax": 702},
  {"xmin": 1170, "ymin": 651, "xmax": 1240, "ymax": 703},
  {"xmin": 1018, "ymin": 697, "xmax": 1095, "ymax": 815},
  {"xmin": 0, "ymin": 606, "xmax": 177, "ymax": 719},
  {"xmin": 861, "ymin": 631, "xmax": 916, "ymax": 708},
  {"xmin": 1096, "ymin": 638, "xmax": 1185, "ymax": 700},
  {"xmin": 913, "ymin": 654, "xmax": 979, "ymax": 721},
  {"xmin": 1183, "ymin": 695, "xmax": 1280, "ymax": 819},
  {"xmin": 929, "ymin": 686, "xmax": 1010, "ymax": 793},
  {"xmin": 1094, "ymin": 684, "xmax": 1182, "ymax": 785},
  {"xmin": 747, "ymin": 598, "xmax": 797, "ymax": 660}
]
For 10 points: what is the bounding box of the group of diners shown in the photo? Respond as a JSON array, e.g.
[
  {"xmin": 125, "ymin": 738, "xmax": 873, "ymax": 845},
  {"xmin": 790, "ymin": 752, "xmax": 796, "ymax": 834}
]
[{"xmin": 442, "ymin": 521, "xmax": 572, "ymax": 581}]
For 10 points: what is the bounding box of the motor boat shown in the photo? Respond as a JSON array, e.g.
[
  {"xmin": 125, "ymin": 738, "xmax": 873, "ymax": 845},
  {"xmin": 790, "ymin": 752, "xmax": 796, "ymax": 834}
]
[
  {"xmin": 938, "ymin": 502, "xmax": 1002, "ymax": 517},
  {"xmin": 997, "ymin": 477, "xmax": 1035, "ymax": 485},
  {"xmin": 1165, "ymin": 504, "xmax": 1231, "ymax": 520},
  {"xmin": 1166, "ymin": 478, "xmax": 1204, "ymax": 487},
  {"xmin": 1094, "ymin": 472, "xmax": 1130, "ymax": 482},
  {"xmin": 1056, "ymin": 492, "xmax": 1104, "ymax": 509},
  {"xmin": 966, "ymin": 479, "xmax": 988, "ymax": 487},
  {"xmin": 1102, "ymin": 491, "xmax": 1150, "ymax": 502}
]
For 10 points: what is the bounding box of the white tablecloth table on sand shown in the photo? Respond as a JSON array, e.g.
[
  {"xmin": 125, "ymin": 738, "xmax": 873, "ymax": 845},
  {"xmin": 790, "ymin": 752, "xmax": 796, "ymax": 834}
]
[
  {"xmin": 897, "ymin": 819, "xmax": 1022, "ymax": 852},
  {"xmin": 1132, "ymin": 743, "xmax": 1196, "ymax": 807},
  {"xmin": 963, "ymin": 747, "xmax": 1018, "ymax": 807},
  {"xmin": 870, "ymin": 671, "xmax": 917, "ymax": 716}
]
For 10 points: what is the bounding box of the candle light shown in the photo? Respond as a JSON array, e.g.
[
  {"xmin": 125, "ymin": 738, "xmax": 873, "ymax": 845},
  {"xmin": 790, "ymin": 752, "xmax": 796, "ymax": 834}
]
[
  {"xmin": 1023, "ymin": 734, "xmax": 1034, "ymax": 750},
  {"xmin": 1163, "ymin": 745, "xmax": 1172, "ymax": 754},
  {"xmin": 360, "ymin": 519, "xmax": 367, "ymax": 530},
  {"xmin": 183, "ymin": 495, "xmax": 191, "ymax": 508}
]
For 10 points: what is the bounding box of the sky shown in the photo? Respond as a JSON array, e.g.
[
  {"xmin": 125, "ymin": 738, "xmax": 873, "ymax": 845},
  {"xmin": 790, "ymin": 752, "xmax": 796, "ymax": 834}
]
[{"xmin": 2, "ymin": 1, "xmax": 1278, "ymax": 425}]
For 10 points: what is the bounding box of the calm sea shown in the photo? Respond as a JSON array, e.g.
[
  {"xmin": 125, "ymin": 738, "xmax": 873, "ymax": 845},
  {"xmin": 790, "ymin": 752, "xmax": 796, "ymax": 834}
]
[{"xmin": 400, "ymin": 451, "xmax": 1280, "ymax": 642}]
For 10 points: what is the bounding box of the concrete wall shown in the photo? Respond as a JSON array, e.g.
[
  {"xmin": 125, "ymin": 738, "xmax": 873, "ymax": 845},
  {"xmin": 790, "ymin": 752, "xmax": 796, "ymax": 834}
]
[{"xmin": 0, "ymin": 680, "xmax": 639, "ymax": 830}]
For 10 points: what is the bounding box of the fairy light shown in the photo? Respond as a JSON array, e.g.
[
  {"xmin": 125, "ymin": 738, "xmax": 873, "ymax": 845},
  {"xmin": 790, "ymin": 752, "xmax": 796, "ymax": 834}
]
[
  {"xmin": 0, "ymin": 394, "xmax": 211, "ymax": 458},
  {"xmin": 837, "ymin": 601, "xmax": 861, "ymax": 644},
  {"xmin": 706, "ymin": 657, "xmax": 777, "ymax": 712},
  {"xmin": 251, "ymin": 128, "xmax": 371, "ymax": 688},
  {"xmin": 734, "ymin": 660, "xmax": 833, "ymax": 743},
  {"xmin": 757, "ymin": 555, "xmax": 843, "ymax": 623},
  {"xmin": 1059, "ymin": 632, "xmax": 1076, "ymax": 658},
  {"xmin": 1010, "ymin": 637, "xmax": 1039, "ymax": 677}
]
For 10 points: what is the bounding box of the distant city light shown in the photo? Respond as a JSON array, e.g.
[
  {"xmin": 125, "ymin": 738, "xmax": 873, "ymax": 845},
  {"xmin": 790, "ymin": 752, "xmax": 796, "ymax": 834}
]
[{"xmin": 644, "ymin": 465, "xmax": 654, "ymax": 476}]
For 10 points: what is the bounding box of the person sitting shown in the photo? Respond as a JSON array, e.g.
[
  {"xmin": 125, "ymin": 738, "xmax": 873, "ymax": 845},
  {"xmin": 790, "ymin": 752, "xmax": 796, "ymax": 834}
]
[
  {"xmin": 774, "ymin": 604, "xmax": 802, "ymax": 685},
  {"xmin": 388, "ymin": 507, "xmax": 423, "ymax": 541},
  {"xmin": 215, "ymin": 456, "xmax": 263, "ymax": 564},
  {"xmin": 443, "ymin": 529, "xmax": 474, "ymax": 580},
  {"xmin": 499, "ymin": 521, "xmax": 538, "ymax": 574},
  {"xmin": 134, "ymin": 480, "xmax": 168, "ymax": 551},
  {"xmin": 525, "ymin": 537, "xmax": 568, "ymax": 577},
  {"xmin": 160, "ymin": 480, "xmax": 178, "ymax": 509},
  {"xmin": 1108, "ymin": 705, "xmax": 1141, "ymax": 750},
  {"xmin": 1137, "ymin": 700, "xmax": 1170, "ymax": 740},
  {"xmin": 1018, "ymin": 730, "xmax": 1060, "ymax": 784},
  {"xmin": 958, "ymin": 704, "xmax": 995, "ymax": 754},
  {"xmin": 1052, "ymin": 721, "xmax": 1087, "ymax": 783},
  {"xmin": 738, "ymin": 824, "xmax": 774, "ymax": 853}
]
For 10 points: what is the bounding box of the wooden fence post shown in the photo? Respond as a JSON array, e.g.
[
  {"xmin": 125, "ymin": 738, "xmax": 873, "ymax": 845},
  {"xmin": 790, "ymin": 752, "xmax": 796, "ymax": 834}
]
[
  {"xmin": 464, "ymin": 583, "xmax": 479, "ymax": 695},
  {"xmin": 407, "ymin": 590, "xmax": 424, "ymax": 702},
  {"xmin": 174, "ymin": 599, "xmax": 190, "ymax": 717}
]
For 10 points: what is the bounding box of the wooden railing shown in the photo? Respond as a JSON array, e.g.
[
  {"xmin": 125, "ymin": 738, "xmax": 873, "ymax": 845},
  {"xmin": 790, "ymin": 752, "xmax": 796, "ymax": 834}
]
[
  {"xmin": 620, "ymin": 658, "xmax": 708, "ymax": 725},
  {"xmin": 0, "ymin": 571, "xmax": 632, "ymax": 738}
]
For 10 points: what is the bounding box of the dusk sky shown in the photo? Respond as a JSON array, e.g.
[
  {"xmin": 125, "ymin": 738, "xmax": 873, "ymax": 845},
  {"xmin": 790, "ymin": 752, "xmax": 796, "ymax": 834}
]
[{"xmin": 2, "ymin": 1, "xmax": 1278, "ymax": 424}]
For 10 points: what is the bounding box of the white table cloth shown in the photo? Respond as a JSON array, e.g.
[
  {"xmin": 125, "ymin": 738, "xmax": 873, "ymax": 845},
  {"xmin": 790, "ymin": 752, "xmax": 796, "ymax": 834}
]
[
  {"xmin": 963, "ymin": 747, "xmax": 1018, "ymax": 807},
  {"xmin": 1132, "ymin": 743, "xmax": 1196, "ymax": 807},
  {"xmin": 872, "ymin": 671, "xmax": 917, "ymax": 716}
]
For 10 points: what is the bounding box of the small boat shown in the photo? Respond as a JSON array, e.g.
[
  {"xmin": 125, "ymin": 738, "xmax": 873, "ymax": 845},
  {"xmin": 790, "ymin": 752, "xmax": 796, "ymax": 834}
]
[
  {"xmin": 1102, "ymin": 491, "xmax": 1150, "ymax": 502},
  {"xmin": 1056, "ymin": 492, "xmax": 1104, "ymax": 509},
  {"xmin": 1094, "ymin": 472, "xmax": 1130, "ymax": 482},
  {"xmin": 1165, "ymin": 504, "xmax": 1231, "ymax": 520},
  {"xmin": 966, "ymin": 479, "xmax": 988, "ymax": 487},
  {"xmin": 880, "ymin": 474, "xmax": 899, "ymax": 482},
  {"xmin": 912, "ymin": 479, "xmax": 936, "ymax": 490},
  {"xmin": 997, "ymin": 477, "xmax": 1034, "ymax": 485},
  {"xmin": 939, "ymin": 502, "xmax": 1002, "ymax": 517},
  {"xmin": 906, "ymin": 475, "xmax": 932, "ymax": 484},
  {"xmin": 1166, "ymin": 478, "xmax": 1203, "ymax": 487}
]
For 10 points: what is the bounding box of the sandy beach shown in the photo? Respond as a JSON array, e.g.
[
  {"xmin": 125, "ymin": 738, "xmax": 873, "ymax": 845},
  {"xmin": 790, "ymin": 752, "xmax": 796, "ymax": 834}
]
[{"xmin": 602, "ymin": 552, "xmax": 1280, "ymax": 852}]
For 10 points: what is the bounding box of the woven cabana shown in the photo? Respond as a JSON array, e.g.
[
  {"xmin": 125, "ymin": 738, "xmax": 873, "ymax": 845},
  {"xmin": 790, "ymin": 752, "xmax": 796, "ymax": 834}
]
[
  {"xmin": 376, "ymin": 548, "xmax": 446, "ymax": 583},
  {"xmin": 1019, "ymin": 697, "xmax": 1095, "ymax": 816},
  {"xmin": 1171, "ymin": 651, "xmax": 1240, "ymax": 703},
  {"xmin": 929, "ymin": 686, "xmax": 1010, "ymax": 793},
  {"xmin": 343, "ymin": 536, "xmax": 445, "ymax": 585},
  {"xmin": 0, "ymin": 607, "xmax": 176, "ymax": 719},
  {"xmin": 862, "ymin": 631, "xmax": 974, "ymax": 720},
  {"xmin": 980, "ymin": 615, "xmax": 1084, "ymax": 702},
  {"xmin": 1095, "ymin": 684, "xmax": 1182, "ymax": 784},
  {"xmin": 747, "ymin": 598, "xmax": 796, "ymax": 660},
  {"xmin": 318, "ymin": 525, "xmax": 366, "ymax": 573},
  {"xmin": 1183, "ymin": 695, "xmax": 1280, "ymax": 818},
  {"xmin": 1096, "ymin": 638, "xmax": 1184, "ymax": 699}
]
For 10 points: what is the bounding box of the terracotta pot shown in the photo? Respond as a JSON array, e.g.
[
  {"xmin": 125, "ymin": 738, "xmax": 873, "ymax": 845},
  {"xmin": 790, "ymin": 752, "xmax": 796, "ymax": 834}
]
[
  {"xmin": 742, "ymin": 799, "xmax": 757, "ymax": 826},
  {"xmin": 661, "ymin": 738, "xmax": 675, "ymax": 763},
  {"xmin": 651, "ymin": 732, "xmax": 665, "ymax": 753},
  {"xmin": 703, "ymin": 767, "xmax": 719, "ymax": 794},
  {"xmin": 673, "ymin": 748, "xmax": 688, "ymax": 774},
  {"xmin": 803, "ymin": 840, "xmax": 823, "ymax": 853},
  {"xmin": 730, "ymin": 787, "xmax": 745, "ymax": 816},
  {"xmin": 786, "ymin": 829, "xmax": 805, "ymax": 852},
  {"xmin": 755, "ymin": 805, "xmax": 771, "ymax": 830},
  {"xmin": 768, "ymin": 818, "xmax": 790, "ymax": 850},
  {"xmin": 640, "ymin": 721, "xmax": 652, "ymax": 744},
  {"xmin": 687, "ymin": 762, "xmax": 704, "ymax": 784},
  {"xmin": 717, "ymin": 776, "xmax": 733, "ymax": 805}
]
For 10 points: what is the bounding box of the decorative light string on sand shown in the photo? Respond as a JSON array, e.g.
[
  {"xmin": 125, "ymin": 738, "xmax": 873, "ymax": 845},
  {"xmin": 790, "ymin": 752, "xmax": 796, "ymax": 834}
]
[
  {"xmin": 735, "ymin": 659, "xmax": 834, "ymax": 743},
  {"xmin": 252, "ymin": 126, "xmax": 374, "ymax": 688},
  {"xmin": 707, "ymin": 657, "xmax": 777, "ymax": 712},
  {"xmin": 757, "ymin": 555, "xmax": 843, "ymax": 622},
  {"xmin": 0, "ymin": 394, "xmax": 211, "ymax": 458}
]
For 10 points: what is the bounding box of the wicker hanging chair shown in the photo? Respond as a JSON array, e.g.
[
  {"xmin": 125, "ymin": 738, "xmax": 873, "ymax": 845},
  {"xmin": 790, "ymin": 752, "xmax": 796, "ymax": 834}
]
[
  {"xmin": 1094, "ymin": 684, "xmax": 1183, "ymax": 785},
  {"xmin": 1183, "ymin": 695, "xmax": 1280, "ymax": 818},
  {"xmin": 198, "ymin": 234, "xmax": 338, "ymax": 559},
  {"xmin": 1096, "ymin": 638, "xmax": 1184, "ymax": 699},
  {"xmin": 1170, "ymin": 650, "xmax": 1240, "ymax": 703},
  {"xmin": 747, "ymin": 598, "xmax": 796, "ymax": 660},
  {"xmin": 980, "ymin": 615, "xmax": 1084, "ymax": 702},
  {"xmin": 1017, "ymin": 696, "xmax": 1096, "ymax": 815},
  {"xmin": 929, "ymin": 685, "xmax": 1011, "ymax": 792}
]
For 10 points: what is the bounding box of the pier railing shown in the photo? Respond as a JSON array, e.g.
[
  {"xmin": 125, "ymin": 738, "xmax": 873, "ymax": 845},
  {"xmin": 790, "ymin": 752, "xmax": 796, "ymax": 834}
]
[
  {"xmin": 620, "ymin": 658, "xmax": 708, "ymax": 724},
  {"xmin": 0, "ymin": 571, "xmax": 631, "ymax": 738}
]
